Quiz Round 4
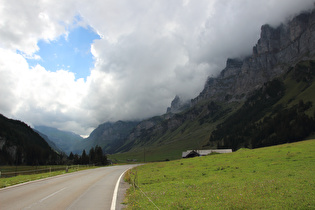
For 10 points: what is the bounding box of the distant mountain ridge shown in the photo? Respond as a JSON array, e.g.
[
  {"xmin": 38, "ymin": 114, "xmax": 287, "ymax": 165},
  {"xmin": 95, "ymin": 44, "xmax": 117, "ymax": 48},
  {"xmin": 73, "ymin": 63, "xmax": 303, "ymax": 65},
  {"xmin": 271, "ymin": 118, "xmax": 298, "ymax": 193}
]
[
  {"xmin": 34, "ymin": 130, "xmax": 64, "ymax": 154},
  {"xmin": 74, "ymin": 121, "xmax": 139, "ymax": 154},
  {"xmin": 34, "ymin": 125, "xmax": 83, "ymax": 155}
]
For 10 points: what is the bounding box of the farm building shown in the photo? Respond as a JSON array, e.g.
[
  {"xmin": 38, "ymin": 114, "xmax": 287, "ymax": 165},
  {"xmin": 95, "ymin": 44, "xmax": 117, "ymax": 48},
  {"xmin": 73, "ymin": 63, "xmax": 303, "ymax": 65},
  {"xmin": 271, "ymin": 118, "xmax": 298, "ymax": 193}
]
[{"xmin": 182, "ymin": 149, "xmax": 232, "ymax": 158}]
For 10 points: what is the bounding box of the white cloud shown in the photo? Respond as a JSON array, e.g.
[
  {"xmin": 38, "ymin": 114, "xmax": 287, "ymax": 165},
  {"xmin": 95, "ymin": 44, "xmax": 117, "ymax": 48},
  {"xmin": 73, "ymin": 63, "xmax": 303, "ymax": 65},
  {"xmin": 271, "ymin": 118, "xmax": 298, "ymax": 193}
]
[
  {"xmin": 0, "ymin": 0, "xmax": 314, "ymax": 135},
  {"xmin": 0, "ymin": 48, "xmax": 90, "ymax": 134}
]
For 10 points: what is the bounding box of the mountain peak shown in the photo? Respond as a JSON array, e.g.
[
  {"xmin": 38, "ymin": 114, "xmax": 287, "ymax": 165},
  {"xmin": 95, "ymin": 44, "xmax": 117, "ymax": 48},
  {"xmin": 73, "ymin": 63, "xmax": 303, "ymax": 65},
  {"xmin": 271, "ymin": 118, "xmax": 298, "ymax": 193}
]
[
  {"xmin": 166, "ymin": 95, "xmax": 190, "ymax": 114},
  {"xmin": 192, "ymin": 8, "xmax": 315, "ymax": 105}
]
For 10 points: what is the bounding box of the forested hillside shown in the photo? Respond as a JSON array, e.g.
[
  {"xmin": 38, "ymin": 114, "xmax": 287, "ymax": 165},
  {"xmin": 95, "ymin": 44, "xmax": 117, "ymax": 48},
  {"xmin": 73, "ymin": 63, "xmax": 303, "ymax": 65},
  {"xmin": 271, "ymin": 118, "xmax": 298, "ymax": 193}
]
[
  {"xmin": 0, "ymin": 114, "xmax": 62, "ymax": 165},
  {"xmin": 208, "ymin": 60, "xmax": 315, "ymax": 150}
]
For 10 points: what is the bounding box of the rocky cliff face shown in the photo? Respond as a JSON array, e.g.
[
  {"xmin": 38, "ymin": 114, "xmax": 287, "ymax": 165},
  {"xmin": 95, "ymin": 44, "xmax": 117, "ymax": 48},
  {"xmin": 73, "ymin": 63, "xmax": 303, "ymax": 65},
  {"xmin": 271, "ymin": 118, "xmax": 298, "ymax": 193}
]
[
  {"xmin": 166, "ymin": 95, "xmax": 190, "ymax": 114},
  {"xmin": 101, "ymin": 9, "xmax": 315, "ymax": 156},
  {"xmin": 192, "ymin": 9, "xmax": 315, "ymax": 104}
]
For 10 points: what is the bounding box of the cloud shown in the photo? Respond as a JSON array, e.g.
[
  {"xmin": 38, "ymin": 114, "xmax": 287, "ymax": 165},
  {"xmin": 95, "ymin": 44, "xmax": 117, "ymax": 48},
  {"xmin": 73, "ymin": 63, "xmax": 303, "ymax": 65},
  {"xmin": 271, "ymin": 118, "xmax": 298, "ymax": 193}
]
[
  {"xmin": 0, "ymin": 0, "xmax": 314, "ymax": 135},
  {"xmin": 0, "ymin": 0, "xmax": 74, "ymax": 55},
  {"xmin": 0, "ymin": 48, "xmax": 91, "ymax": 134}
]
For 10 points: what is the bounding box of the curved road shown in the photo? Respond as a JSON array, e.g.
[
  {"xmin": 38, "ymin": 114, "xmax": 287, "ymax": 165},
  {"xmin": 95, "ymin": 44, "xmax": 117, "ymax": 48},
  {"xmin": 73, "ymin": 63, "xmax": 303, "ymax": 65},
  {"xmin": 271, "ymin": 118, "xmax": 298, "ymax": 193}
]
[{"xmin": 0, "ymin": 165, "xmax": 137, "ymax": 210}]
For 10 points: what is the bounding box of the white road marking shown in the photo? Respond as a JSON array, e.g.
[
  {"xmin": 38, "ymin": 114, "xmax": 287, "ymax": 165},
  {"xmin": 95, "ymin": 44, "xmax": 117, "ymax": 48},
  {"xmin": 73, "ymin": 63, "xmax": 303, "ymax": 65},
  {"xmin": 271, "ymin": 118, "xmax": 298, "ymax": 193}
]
[
  {"xmin": 111, "ymin": 169, "xmax": 129, "ymax": 210},
  {"xmin": 23, "ymin": 187, "xmax": 67, "ymax": 209},
  {"xmin": 40, "ymin": 187, "xmax": 67, "ymax": 202}
]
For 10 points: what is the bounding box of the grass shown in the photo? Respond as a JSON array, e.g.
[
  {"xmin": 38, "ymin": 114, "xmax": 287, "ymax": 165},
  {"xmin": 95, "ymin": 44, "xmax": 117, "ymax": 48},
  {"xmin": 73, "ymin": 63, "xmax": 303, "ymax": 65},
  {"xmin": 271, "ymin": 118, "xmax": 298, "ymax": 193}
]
[
  {"xmin": 0, "ymin": 165, "xmax": 74, "ymax": 174},
  {"xmin": 276, "ymin": 67, "xmax": 315, "ymax": 116},
  {"xmin": 0, "ymin": 165, "xmax": 97, "ymax": 188},
  {"xmin": 125, "ymin": 139, "xmax": 315, "ymax": 209},
  {"xmin": 110, "ymin": 102, "xmax": 241, "ymax": 163}
]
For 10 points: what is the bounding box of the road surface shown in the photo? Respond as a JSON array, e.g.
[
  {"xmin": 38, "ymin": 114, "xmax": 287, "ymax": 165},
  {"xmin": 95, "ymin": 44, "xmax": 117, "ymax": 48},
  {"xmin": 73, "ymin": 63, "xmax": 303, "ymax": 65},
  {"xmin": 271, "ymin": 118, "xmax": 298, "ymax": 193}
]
[{"xmin": 0, "ymin": 165, "xmax": 137, "ymax": 210}]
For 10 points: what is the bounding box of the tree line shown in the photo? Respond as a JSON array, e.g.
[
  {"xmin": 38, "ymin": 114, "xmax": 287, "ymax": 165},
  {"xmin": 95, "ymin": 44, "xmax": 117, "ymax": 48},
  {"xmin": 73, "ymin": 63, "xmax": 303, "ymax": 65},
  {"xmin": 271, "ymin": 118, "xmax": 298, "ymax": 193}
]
[{"xmin": 67, "ymin": 145, "xmax": 108, "ymax": 165}]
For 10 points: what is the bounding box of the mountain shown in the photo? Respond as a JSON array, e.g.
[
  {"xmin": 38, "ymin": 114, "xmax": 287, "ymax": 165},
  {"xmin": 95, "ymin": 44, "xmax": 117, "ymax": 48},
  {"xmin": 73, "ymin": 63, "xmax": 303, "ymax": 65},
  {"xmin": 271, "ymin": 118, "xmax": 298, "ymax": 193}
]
[
  {"xmin": 192, "ymin": 10, "xmax": 315, "ymax": 104},
  {"xmin": 35, "ymin": 130, "xmax": 64, "ymax": 154},
  {"xmin": 166, "ymin": 95, "xmax": 190, "ymax": 114},
  {"xmin": 207, "ymin": 62, "xmax": 315, "ymax": 150},
  {"xmin": 73, "ymin": 121, "xmax": 139, "ymax": 154},
  {"xmin": 34, "ymin": 125, "xmax": 83, "ymax": 155},
  {"xmin": 41, "ymin": 9, "xmax": 315, "ymax": 161},
  {"xmin": 0, "ymin": 114, "xmax": 62, "ymax": 165},
  {"xmin": 107, "ymin": 9, "xmax": 315, "ymax": 161},
  {"xmin": 114, "ymin": 116, "xmax": 168, "ymax": 153}
]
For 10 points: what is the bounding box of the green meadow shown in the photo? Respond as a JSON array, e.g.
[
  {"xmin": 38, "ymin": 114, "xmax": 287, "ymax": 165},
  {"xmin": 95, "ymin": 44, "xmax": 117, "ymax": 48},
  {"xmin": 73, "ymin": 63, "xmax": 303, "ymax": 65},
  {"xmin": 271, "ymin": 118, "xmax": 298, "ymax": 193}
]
[
  {"xmin": 0, "ymin": 165, "xmax": 96, "ymax": 188},
  {"xmin": 125, "ymin": 140, "xmax": 315, "ymax": 209}
]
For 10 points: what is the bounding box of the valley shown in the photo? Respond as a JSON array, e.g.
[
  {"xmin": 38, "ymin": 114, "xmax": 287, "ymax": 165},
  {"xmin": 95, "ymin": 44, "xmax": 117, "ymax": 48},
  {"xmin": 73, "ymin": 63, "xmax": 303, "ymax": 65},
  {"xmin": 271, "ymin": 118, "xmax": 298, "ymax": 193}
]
[
  {"xmin": 1, "ymin": 8, "xmax": 315, "ymax": 164},
  {"xmin": 1, "ymin": 2, "xmax": 315, "ymax": 210}
]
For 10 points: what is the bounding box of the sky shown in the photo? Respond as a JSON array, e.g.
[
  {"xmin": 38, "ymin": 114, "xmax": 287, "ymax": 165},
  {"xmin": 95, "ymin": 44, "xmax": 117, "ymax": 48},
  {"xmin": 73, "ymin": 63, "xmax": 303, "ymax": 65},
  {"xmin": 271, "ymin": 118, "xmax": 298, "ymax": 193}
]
[
  {"xmin": 25, "ymin": 24, "xmax": 100, "ymax": 80},
  {"xmin": 0, "ymin": 0, "xmax": 314, "ymax": 137}
]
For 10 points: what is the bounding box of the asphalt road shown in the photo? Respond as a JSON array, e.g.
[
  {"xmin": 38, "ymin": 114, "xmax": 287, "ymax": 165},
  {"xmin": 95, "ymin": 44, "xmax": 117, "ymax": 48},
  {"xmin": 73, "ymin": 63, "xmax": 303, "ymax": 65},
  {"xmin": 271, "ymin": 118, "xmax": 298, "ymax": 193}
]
[{"xmin": 0, "ymin": 165, "xmax": 138, "ymax": 210}]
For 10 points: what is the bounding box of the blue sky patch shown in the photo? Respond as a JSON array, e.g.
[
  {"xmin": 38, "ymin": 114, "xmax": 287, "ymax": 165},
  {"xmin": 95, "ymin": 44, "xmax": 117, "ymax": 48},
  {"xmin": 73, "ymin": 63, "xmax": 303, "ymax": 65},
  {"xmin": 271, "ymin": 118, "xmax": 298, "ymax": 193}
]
[{"xmin": 27, "ymin": 26, "xmax": 100, "ymax": 80}]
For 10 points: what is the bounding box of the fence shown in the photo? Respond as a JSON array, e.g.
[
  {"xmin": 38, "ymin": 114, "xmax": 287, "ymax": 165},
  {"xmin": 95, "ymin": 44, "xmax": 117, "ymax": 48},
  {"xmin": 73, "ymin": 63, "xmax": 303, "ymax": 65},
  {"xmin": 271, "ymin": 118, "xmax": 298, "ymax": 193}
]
[
  {"xmin": 0, "ymin": 165, "xmax": 92, "ymax": 178},
  {"xmin": 126, "ymin": 169, "xmax": 160, "ymax": 210}
]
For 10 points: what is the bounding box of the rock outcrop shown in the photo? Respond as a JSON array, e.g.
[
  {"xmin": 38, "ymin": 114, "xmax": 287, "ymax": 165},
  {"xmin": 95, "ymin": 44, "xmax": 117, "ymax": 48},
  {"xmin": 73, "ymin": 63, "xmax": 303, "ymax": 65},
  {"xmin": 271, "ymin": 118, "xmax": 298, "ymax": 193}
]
[
  {"xmin": 166, "ymin": 95, "xmax": 190, "ymax": 114},
  {"xmin": 192, "ymin": 9, "xmax": 315, "ymax": 105}
]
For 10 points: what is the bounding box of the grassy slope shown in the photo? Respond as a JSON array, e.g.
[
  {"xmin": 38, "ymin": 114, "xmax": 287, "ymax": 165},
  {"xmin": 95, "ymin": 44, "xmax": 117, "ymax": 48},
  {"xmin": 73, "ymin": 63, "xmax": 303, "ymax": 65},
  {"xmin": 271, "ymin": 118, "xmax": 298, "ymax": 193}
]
[
  {"xmin": 109, "ymin": 121, "xmax": 218, "ymax": 162},
  {"xmin": 125, "ymin": 140, "xmax": 315, "ymax": 209},
  {"xmin": 110, "ymin": 121, "xmax": 213, "ymax": 162},
  {"xmin": 110, "ymin": 102, "xmax": 240, "ymax": 162},
  {"xmin": 276, "ymin": 70, "xmax": 315, "ymax": 116}
]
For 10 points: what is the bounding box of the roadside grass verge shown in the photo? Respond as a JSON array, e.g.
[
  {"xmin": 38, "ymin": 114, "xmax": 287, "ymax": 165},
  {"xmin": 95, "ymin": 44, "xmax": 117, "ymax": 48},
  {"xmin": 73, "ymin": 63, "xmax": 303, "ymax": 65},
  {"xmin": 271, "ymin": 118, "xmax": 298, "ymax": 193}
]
[
  {"xmin": 125, "ymin": 140, "xmax": 315, "ymax": 209},
  {"xmin": 0, "ymin": 165, "xmax": 98, "ymax": 188}
]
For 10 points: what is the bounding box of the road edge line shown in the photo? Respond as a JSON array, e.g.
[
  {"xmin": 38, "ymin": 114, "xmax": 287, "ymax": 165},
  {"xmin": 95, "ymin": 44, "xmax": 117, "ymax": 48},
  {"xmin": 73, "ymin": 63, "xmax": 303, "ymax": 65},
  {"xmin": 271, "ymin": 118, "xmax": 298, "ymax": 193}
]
[{"xmin": 111, "ymin": 168, "xmax": 129, "ymax": 210}]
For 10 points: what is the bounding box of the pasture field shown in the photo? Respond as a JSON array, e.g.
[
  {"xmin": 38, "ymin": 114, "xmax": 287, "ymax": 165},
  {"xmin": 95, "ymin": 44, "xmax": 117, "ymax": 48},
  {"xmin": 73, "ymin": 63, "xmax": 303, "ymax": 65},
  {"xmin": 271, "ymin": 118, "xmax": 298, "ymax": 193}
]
[
  {"xmin": 0, "ymin": 165, "xmax": 95, "ymax": 188},
  {"xmin": 125, "ymin": 139, "xmax": 315, "ymax": 209}
]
